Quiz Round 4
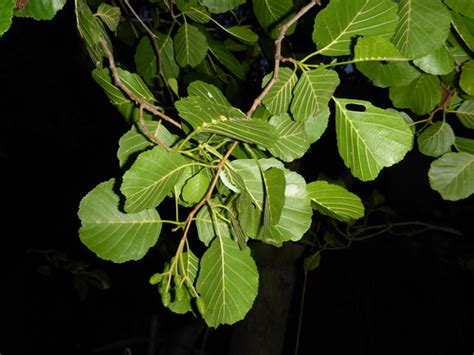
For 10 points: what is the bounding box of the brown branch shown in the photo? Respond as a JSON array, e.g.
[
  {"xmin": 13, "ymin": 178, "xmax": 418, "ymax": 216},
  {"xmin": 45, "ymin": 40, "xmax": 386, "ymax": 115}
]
[
  {"xmin": 246, "ymin": 0, "xmax": 320, "ymax": 117},
  {"xmin": 99, "ymin": 39, "xmax": 182, "ymax": 129},
  {"xmin": 137, "ymin": 105, "xmax": 174, "ymax": 150}
]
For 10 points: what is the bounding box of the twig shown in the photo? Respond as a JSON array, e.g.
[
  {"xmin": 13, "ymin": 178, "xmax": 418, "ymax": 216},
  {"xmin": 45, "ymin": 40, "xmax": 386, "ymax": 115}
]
[
  {"xmin": 99, "ymin": 39, "xmax": 182, "ymax": 129},
  {"xmin": 247, "ymin": 0, "xmax": 320, "ymax": 117},
  {"xmin": 137, "ymin": 105, "xmax": 173, "ymax": 150}
]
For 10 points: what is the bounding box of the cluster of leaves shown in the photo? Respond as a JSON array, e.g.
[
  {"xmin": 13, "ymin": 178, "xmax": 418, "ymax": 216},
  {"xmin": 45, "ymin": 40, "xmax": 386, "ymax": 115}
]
[{"xmin": 3, "ymin": 0, "xmax": 473, "ymax": 328}]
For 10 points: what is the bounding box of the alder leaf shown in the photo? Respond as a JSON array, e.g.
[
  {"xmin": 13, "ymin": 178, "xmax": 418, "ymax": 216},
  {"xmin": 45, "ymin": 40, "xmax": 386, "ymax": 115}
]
[
  {"xmin": 174, "ymin": 23, "xmax": 208, "ymax": 68},
  {"xmin": 197, "ymin": 237, "xmax": 259, "ymax": 328},
  {"xmin": 262, "ymin": 67, "xmax": 298, "ymax": 115},
  {"xmin": 413, "ymin": 45, "xmax": 455, "ymax": 75},
  {"xmin": 290, "ymin": 68, "xmax": 340, "ymax": 122},
  {"xmin": 0, "ymin": 0, "xmax": 15, "ymax": 37},
  {"xmin": 460, "ymin": 60, "xmax": 474, "ymax": 95},
  {"xmin": 455, "ymin": 100, "xmax": 474, "ymax": 129},
  {"xmin": 389, "ymin": 74, "xmax": 441, "ymax": 115},
  {"xmin": 354, "ymin": 36, "xmax": 410, "ymax": 62},
  {"xmin": 417, "ymin": 121, "xmax": 455, "ymax": 157},
  {"xmin": 200, "ymin": 0, "xmax": 245, "ymax": 14},
  {"xmin": 15, "ymin": 0, "xmax": 66, "ymax": 20},
  {"xmin": 78, "ymin": 179, "xmax": 162, "ymax": 263},
  {"xmin": 428, "ymin": 152, "xmax": 474, "ymax": 201},
  {"xmin": 334, "ymin": 98, "xmax": 413, "ymax": 181},
  {"xmin": 444, "ymin": 0, "xmax": 474, "ymax": 18},
  {"xmin": 121, "ymin": 146, "xmax": 192, "ymax": 213},
  {"xmin": 356, "ymin": 61, "xmax": 420, "ymax": 88},
  {"xmin": 451, "ymin": 12, "xmax": 474, "ymax": 52},
  {"xmin": 455, "ymin": 137, "xmax": 474, "ymax": 154},
  {"xmin": 95, "ymin": 3, "xmax": 120, "ymax": 32},
  {"xmin": 391, "ymin": 0, "xmax": 451, "ymax": 59},
  {"xmin": 307, "ymin": 180, "xmax": 365, "ymax": 222},
  {"xmin": 312, "ymin": 0, "xmax": 399, "ymax": 56},
  {"xmin": 252, "ymin": 0, "xmax": 295, "ymax": 38},
  {"xmin": 268, "ymin": 114, "xmax": 310, "ymax": 162}
]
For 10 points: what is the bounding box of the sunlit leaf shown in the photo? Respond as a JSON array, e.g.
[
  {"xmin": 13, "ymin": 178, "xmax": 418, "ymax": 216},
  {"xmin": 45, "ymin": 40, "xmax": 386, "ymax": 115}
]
[
  {"xmin": 389, "ymin": 74, "xmax": 441, "ymax": 115},
  {"xmin": 428, "ymin": 152, "xmax": 474, "ymax": 201},
  {"xmin": 313, "ymin": 0, "xmax": 399, "ymax": 56},
  {"xmin": 268, "ymin": 114, "xmax": 310, "ymax": 162},
  {"xmin": 354, "ymin": 36, "xmax": 409, "ymax": 62},
  {"xmin": 95, "ymin": 3, "xmax": 120, "ymax": 32},
  {"xmin": 226, "ymin": 26, "xmax": 258, "ymax": 43},
  {"xmin": 262, "ymin": 67, "xmax": 298, "ymax": 115},
  {"xmin": 196, "ymin": 204, "xmax": 232, "ymax": 246},
  {"xmin": 392, "ymin": 0, "xmax": 451, "ymax": 59},
  {"xmin": 121, "ymin": 146, "xmax": 192, "ymax": 213},
  {"xmin": 197, "ymin": 237, "xmax": 259, "ymax": 328},
  {"xmin": 117, "ymin": 120, "xmax": 178, "ymax": 168},
  {"xmin": 307, "ymin": 180, "xmax": 365, "ymax": 222},
  {"xmin": 78, "ymin": 179, "xmax": 162, "ymax": 263},
  {"xmin": 290, "ymin": 68, "xmax": 340, "ymax": 122},
  {"xmin": 417, "ymin": 121, "xmax": 455, "ymax": 157},
  {"xmin": 157, "ymin": 32, "xmax": 180, "ymax": 80},
  {"xmin": 304, "ymin": 107, "xmax": 330, "ymax": 144},
  {"xmin": 181, "ymin": 169, "xmax": 212, "ymax": 204},
  {"xmin": 334, "ymin": 98, "xmax": 413, "ymax": 181},
  {"xmin": 187, "ymin": 80, "xmax": 231, "ymax": 106}
]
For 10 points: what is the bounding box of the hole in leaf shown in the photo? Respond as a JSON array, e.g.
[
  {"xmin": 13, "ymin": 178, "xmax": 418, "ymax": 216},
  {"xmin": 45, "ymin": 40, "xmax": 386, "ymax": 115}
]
[{"xmin": 345, "ymin": 103, "xmax": 367, "ymax": 112}]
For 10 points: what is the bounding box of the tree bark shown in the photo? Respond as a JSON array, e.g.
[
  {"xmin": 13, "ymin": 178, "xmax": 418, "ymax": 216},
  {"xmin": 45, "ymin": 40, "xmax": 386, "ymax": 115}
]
[{"xmin": 227, "ymin": 241, "xmax": 304, "ymax": 355}]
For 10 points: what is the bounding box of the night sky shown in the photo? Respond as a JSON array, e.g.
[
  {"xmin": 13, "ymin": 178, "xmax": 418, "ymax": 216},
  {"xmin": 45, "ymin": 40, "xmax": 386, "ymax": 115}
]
[{"xmin": 2, "ymin": 2, "xmax": 474, "ymax": 355}]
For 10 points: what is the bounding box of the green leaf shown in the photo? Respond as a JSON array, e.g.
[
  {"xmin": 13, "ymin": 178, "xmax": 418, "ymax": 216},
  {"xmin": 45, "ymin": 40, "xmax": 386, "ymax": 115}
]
[
  {"xmin": 354, "ymin": 36, "xmax": 410, "ymax": 62},
  {"xmin": 95, "ymin": 3, "xmax": 120, "ymax": 31},
  {"xmin": 187, "ymin": 80, "xmax": 231, "ymax": 106},
  {"xmin": 78, "ymin": 179, "xmax": 162, "ymax": 263},
  {"xmin": 455, "ymin": 100, "xmax": 474, "ymax": 128},
  {"xmin": 196, "ymin": 204, "xmax": 232, "ymax": 246},
  {"xmin": 290, "ymin": 68, "xmax": 340, "ymax": 122},
  {"xmin": 268, "ymin": 114, "xmax": 310, "ymax": 162},
  {"xmin": 307, "ymin": 180, "xmax": 365, "ymax": 222},
  {"xmin": 157, "ymin": 32, "xmax": 180, "ymax": 80},
  {"xmin": 121, "ymin": 146, "xmax": 192, "ymax": 213},
  {"xmin": 312, "ymin": 0, "xmax": 399, "ymax": 56},
  {"xmin": 75, "ymin": 0, "xmax": 111, "ymax": 67},
  {"xmin": 117, "ymin": 120, "xmax": 178, "ymax": 168},
  {"xmin": 304, "ymin": 107, "xmax": 330, "ymax": 144},
  {"xmin": 262, "ymin": 67, "xmax": 298, "ymax": 115},
  {"xmin": 455, "ymin": 136, "xmax": 474, "ymax": 154},
  {"xmin": 0, "ymin": 0, "xmax": 15, "ymax": 37},
  {"xmin": 176, "ymin": 0, "xmax": 198, "ymax": 12},
  {"xmin": 197, "ymin": 237, "xmax": 259, "ymax": 328},
  {"xmin": 181, "ymin": 169, "xmax": 212, "ymax": 204},
  {"xmin": 15, "ymin": 0, "xmax": 66, "ymax": 20},
  {"xmin": 334, "ymin": 98, "xmax": 413, "ymax": 181},
  {"xmin": 174, "ymin": 23, "xmax": 208, "ymax": 68},
  {"xmin": 262, "ymin": 167, "xmax": 286, "ymax": 228},
  {"xmin": 304, "ymin": 252, "xmax": 321, "ymax": 273},
  {"xmin": 428, "ymin": 152, "xmax": 474, "ymax": 201},
  {"xmin": 460, "ymin": 60, "xmax": 474, "ymax": 95},
  {"xmin": 135, "ymin": 36, "xmax": 158, "ymax": 86},
  {"xmin": 413, "ymin": 44, "xmax": 455, "ymax": 75},
  {"xmin": 200, "ymin": 0, "xmax": 245, "ymax": 13},
  {"xmin": 417, "ymin": 121, "xmax": 455, "ymax": 157},
  {"xmin": 356, "ymin": 61, "xmax": 420, "ymax": 88},
  {"xmin": 252, "ymin": 0, "xmax": 295, "ymax": 38},
  {"xmin": 444, "ymin": 0, "xmax": 474, "ymax": 18},
  {"xmin": 389, "ymin": 74, "xmax": 441, "ymax": 115},
  {"xmin": 175, "ymin": 96, "xmax": 278, "ymax": 148},
  {"xmin": 451, "ymin": 12, "xmax": 474, "ymax": 52},
  {"xmin": 446, "ymin": 32, "xmax": 472, "ymax": 64},
  {"xmin": 226, "ymin": 26, "xmax": 258, "ymax": 43},
  {"xmin": 207, "ymin": 38, "xmax": 245, "ymax": 79},
  {"xmin": 392, "ymin": 0, "xmax": 451, "ymax": 59},
  {"xmin": 231, "ymin": 159, "xmax": 312, "ymax": 246}
]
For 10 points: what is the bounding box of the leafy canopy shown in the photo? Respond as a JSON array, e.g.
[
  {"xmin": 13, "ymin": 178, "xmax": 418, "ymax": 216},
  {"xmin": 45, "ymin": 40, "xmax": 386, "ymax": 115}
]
[{"xmin": 3, "ymin": 0, "xmax": 473, "ymax": 327}]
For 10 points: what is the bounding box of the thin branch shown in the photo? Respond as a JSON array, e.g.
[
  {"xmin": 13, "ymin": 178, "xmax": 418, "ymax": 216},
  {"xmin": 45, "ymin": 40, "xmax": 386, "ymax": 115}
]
[
  {"xmin": 137, "ymin": 105, "xmax": 173, "ymax": 150},
  {"xmin": 247, "ymin": 0, "xmax": 320, "ymax": 117},
  {"xmin": 99, "ymin": 39, "xmax": 182, "ymax": 129}
]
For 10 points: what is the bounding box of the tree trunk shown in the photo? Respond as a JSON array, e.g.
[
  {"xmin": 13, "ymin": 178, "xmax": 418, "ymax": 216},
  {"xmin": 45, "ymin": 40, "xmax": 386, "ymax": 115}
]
[{"xmin": 227, "ymin": 241, "xmax": 304, "ymax": 355}]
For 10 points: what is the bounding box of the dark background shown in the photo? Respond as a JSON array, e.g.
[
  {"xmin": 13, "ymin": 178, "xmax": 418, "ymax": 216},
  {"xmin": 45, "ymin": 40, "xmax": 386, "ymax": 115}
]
[{"xmin": 2, "ymin": 2, "xmax": 474, "ymax": 354}]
